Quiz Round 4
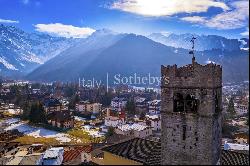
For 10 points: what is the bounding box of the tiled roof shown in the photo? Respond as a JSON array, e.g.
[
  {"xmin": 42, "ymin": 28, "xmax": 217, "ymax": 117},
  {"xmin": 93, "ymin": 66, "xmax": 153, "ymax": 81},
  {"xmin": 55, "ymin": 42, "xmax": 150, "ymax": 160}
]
[
  {"xmin": 221, "ymin": 150, "xmax": 249, "ymax": 165},
  {"xmin": 63, "ymin": 146, "xmax": 92, "ymax": 163},
  {"xmin": 102, "ymin": 138, "xmax": 249, "ymax": 165},
  {"xmin": 44, "ymin": 98, "xmax": 61, "ymax": 107},
  {"xmin": 102, "ymin": 138, "xmax": 161, "ymax": 165}
]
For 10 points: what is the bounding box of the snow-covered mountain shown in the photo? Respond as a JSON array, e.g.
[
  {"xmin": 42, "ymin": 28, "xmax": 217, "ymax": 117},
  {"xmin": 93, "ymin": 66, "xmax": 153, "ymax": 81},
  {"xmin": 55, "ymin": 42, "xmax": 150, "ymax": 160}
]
[
  {"xmin": 0, "ymin": 24, "xmax": 80, "ymax": 77},
  {"xmin": 27, "ymin": 32, "xmax": 249, "ymax": 83},
  {"xmin": 1, "ymin": 24, "xmax": 248, "ymax": 83},
  {"xmin": 148, "ymin": 33, "xmax": 247, "ymax": 51}
]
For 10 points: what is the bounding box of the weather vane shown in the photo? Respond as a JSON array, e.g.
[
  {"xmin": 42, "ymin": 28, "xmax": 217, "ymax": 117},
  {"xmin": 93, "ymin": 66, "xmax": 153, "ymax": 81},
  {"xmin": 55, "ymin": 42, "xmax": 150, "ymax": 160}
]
[{"xmin": 189, "ymin": 36, "xmax": 196, "ymax": 61}]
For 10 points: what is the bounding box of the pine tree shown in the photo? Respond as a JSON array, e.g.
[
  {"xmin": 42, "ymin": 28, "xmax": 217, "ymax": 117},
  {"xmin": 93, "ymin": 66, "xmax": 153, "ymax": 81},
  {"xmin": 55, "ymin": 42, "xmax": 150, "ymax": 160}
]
[
  {"xmin": 227, "ymin": 98, "xmax": 236, "ymax": 118},
  {"xmin": 29, "ymin": 102, "xmax": 46, "ymax": 124},
  {"xmin": 21, "ymin": 102, "xmax": 31, "ymax": 120},
  {"xmin": 126, "ymin": 100, "xmax": 136, "ymax": 116}
]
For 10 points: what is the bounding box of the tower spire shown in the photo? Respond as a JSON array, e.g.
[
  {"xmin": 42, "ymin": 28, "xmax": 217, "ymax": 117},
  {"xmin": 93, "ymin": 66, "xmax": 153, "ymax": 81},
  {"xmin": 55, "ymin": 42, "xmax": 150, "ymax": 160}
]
[{"xmin": 189, "ymin": 36, "xmax": 196, "ymax": 64}]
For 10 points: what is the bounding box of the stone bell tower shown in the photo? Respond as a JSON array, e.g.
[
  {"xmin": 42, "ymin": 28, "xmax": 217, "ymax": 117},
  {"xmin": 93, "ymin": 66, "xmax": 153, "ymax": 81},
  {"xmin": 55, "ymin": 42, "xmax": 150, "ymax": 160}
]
[{"xmin": 161, "ymin": 38, "xmax": 222, "ymax": 165}]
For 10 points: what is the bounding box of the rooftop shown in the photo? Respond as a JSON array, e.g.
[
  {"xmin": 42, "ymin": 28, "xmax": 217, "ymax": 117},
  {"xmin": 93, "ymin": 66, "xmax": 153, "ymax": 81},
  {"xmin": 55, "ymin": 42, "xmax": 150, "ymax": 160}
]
[
  {"xmin": 102, "ymin": 138, "xmax": 249, "ymax": 165},
  {"xmin": 117, "ymin": 123, "xmax": 150, "ymax": 132},
  {"xmin": 63, "ymin": 146, "xmax": 92, "ymax": 163}
]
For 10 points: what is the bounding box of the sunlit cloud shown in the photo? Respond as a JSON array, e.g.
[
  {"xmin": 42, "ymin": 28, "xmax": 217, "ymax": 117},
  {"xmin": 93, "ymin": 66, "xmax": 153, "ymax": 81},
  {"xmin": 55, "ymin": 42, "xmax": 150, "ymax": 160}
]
[
  {"xmin": 110, "ymin": 0, "xmax": 229, "ymax": 17},
  {"xmin": 181, "ymin": 0, "xmax": 249, "ymax": 30},
  {"xmin": 22, "ymin": 0, "xmax": 29, "ymax": 5},
  {"xmin": 34, "ymin": 23, "xmax": 96, "ymax": 38},
  {"xmin": 240, "ymin": 28, "xmax": 249, "ymax": 37},
  {"xmin": 0, "ymin": 18, "xmax": 19, "ymax": 24}
]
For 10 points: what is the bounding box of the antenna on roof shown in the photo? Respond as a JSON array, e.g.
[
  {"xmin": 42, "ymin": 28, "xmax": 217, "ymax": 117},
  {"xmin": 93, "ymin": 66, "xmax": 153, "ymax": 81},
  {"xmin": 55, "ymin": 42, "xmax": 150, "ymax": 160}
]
[{"xmin": 189, "ymin": 36, "xmax": 196, "ymax": 63}]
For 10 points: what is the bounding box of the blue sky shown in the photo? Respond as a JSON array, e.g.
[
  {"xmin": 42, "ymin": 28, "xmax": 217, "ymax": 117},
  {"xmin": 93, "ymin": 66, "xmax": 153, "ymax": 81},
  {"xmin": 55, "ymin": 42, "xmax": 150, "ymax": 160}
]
[{"xmin": 0, "ymin": 0, "xmax": 249, "ymax": 39}]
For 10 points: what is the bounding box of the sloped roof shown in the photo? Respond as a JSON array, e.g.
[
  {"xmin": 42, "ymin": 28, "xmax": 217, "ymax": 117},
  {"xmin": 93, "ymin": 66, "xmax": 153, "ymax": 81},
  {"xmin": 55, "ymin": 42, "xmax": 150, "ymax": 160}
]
[
  {"xmin": 221, "ymin": 150, "xmax": 249, "ymax": 165},
  {"xmin": 44, "ymin": 98, "xmax": 61, "ymax": 107},
  {"xmin": 102, "ymin": 138, "xmax": 249, "ymax": 165},
  {"xmin": 63, "ymin": 146, "xmax": 92, "ymax": 163},
  {"xmin": 102, "ymin": 138, "xmax": 161, "ymax": 165}
]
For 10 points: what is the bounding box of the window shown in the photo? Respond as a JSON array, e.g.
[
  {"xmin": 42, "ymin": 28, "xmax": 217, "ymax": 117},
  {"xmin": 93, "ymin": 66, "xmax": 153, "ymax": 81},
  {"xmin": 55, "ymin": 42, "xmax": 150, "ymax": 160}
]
[
  {"xmin": 173, "ymin": 93, "xmax": 199, "ymax": 113},
  {"xmin": 185, "ymin": 94, "xmax": 198, "ymax": 113},
  {"xmin": 215, "ymin": 92, "xmax": 220, "ymax": 113},
  {"xmin": 173, "ymin": 93, "xmax": 184, "ymax": 112}
]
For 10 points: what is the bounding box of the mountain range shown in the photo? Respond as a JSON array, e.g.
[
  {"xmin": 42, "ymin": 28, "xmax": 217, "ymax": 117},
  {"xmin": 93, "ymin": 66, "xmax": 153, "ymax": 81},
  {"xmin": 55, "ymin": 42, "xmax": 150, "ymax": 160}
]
[
  {"xmin": 0, "ymin": 24, "xmax": 80, "ymax": 77},
  {"xmin": 0, "ymin": 24, "xmax": 249, "ymax": 84},
  {"xmin": 148, "ymin": 33, "xmax": 248, "ymax": 51}
]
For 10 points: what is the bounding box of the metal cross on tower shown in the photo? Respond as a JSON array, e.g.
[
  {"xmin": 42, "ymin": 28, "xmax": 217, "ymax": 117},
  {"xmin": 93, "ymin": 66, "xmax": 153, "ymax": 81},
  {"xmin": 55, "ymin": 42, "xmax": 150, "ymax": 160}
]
[{"xmin": 189, "ymin": 36, "xmax": 196, "ymax": 61}]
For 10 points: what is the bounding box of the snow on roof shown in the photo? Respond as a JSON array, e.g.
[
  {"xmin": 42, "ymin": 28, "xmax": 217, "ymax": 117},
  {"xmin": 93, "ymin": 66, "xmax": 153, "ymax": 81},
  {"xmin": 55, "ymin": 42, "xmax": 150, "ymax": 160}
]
[
  {"xmin": 44, "ymin": 147, "xmax": 64, "ymax": 159},
  {"xmin": 118, "ymin": 123, "xmax": 149, "ymax": 132},
  {"xmin": 135, "ymin": 97, "xmax": 146, "ymax": 103},
  {"xmin": 146, "ymin": 114, "xmax": 160, "ymax": 120},
  {"xmin": 148, "ymin": 100, "xmax": 161, "ymax": 105},
  {"xmin": 42, "ymin": 147, "xmax": 64, "ymax": 165},
  {"xmin": 224, "ymin": 143, "xmax": 249, "ymax": 151},
  {"xmin": 112, "ymin": 97, "xmax": 126, "ymax": 102}
]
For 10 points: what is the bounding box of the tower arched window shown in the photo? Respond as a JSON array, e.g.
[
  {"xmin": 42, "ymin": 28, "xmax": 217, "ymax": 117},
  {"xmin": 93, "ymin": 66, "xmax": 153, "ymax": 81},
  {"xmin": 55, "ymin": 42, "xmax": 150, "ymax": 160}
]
[
  {"xmin": 185, "ymin": 94, "xmax": 199, "ymax": 113},
  {"xmin": 173, "ymin": 93, "xmax": 184, "ymax": 112}
]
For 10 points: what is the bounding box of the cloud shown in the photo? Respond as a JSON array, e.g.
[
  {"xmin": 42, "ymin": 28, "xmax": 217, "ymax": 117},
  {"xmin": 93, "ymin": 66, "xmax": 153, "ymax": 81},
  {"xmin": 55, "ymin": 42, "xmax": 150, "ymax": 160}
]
[
  {"xmin": 0, "ymin": 18, "xmax": 19, "ymax": 24},
  {"xmin": 34, "ymin": 23, "xmax": 96, "ymax": 38},
  {"xmin": 181, "ymin": 0, "xmax": 249, "ymax": 30},
  {"xmin": 22, "ymin": 0, "xmax": 29, "ymax": 5},
  {"xmin": 240, "ymin": 28, "xmax": 249, "ymax": 37},
  {"xmin": 110, "ymin": 0, "xmax": 229, "ymax": 17}
]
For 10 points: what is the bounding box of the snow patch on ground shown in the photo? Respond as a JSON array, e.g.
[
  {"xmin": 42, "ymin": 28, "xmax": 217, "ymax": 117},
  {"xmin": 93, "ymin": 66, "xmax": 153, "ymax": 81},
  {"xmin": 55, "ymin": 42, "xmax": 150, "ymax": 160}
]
[{"xmin": 4, "ymin": 120, "xmax": 71, "ymax": 143}]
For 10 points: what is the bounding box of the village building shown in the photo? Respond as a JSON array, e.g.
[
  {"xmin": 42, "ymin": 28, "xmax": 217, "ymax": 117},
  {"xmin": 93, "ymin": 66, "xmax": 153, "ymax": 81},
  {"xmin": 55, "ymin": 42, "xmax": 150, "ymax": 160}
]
[
  {"xmin": 37, "ymin": 147, "xmax": 64, "ymax": 165},
  {"xmin": 47, "ymin": 110, "xmax": 74, "ymax": 129},
  {"xmin": 115, "ymin": 123, "xmax": 152, "ymax": 138},
  {"xmin": 76, "ymin": 101, "xmax": 102, "ymax": 114},
  {"xmin": 145, "ymin": 114, "xmax": 161, "ymax": 131},
  {"xmin": 62, "ymin": 146, "xmax": 92, "ymax": 165},
  {"xmin": 148, "ymin": 100, "xmax": 161, "ymax": 114},
  {"xmin": 111, "ymin": 97, "xmax": 127, "ymax": 110},
  {"xmin": 104, "ymin": 108, "xmax": 126, "ymax": 127},
  {"xmin": 43, "ymin": 98, "xmax": 61, "ymax": 114}
]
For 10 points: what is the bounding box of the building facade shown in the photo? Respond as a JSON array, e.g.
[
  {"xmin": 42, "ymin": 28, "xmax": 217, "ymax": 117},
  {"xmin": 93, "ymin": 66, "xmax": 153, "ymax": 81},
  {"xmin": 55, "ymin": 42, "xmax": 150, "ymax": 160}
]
[
  {"xmin": 161, "ymin": 58, "xmax": 223, "ymax": 165},
  {"xmin": 76, "ymin": 101, "xmax": 102, "ymax": 114},
  {"xmin": 115, "ymin": 123, "xmax": 152, "ymax": 138}
]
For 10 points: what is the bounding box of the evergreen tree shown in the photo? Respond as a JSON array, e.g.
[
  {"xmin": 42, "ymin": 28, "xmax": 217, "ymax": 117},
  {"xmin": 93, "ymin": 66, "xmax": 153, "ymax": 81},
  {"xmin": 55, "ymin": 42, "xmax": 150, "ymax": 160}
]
[
  {"xmin": 126, "ymin": 99, "xmax": 136, "ymax": 116},
  {"xmin": 21, "ymin": 102, "xmax": 31, "ymax": 120},
  {"xmin": 69, "ymin": 95, "xmax": 80, "ymax": 109},
  {"xmin": 227, "ymin": 98, "xmax": 236, "ymax": 118},
  {"xmin": 105, "ymin": 127, "xmax": 114, "ymax": 137},
  {"xmin": 101, "ymin": 92, "xmax": 112, "ymax": 106},
  {"xmin": 29, "ymin": 102, "xmax": 46, "ymax": 124}
]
